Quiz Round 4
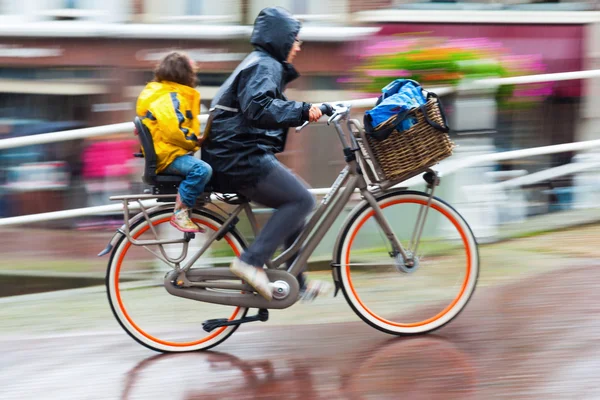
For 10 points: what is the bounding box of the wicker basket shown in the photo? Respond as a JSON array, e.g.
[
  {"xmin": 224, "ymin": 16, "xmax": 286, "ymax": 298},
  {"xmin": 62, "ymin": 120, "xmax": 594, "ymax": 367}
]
[{"xmin": 355, "ymin": 96, "xmax": 455, "ymax": 188}]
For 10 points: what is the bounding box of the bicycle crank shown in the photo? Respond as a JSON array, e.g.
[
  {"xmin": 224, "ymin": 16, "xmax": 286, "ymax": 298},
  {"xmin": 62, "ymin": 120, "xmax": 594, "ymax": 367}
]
[{"xmin": 164, "ymin": 268, "xmax": 300, "ymax": 310}]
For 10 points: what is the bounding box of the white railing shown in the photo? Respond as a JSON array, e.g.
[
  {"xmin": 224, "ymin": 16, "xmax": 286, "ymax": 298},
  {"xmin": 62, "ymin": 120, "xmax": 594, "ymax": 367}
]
[
  {"xmin": 435, "ymin": 138, "xmax": 600, "ymax": 181},
  {"xmin": 2, "ymin": 137, "xmax": 600, "ymax": 228},
  {"xmin": 2, "ymin": 69, "xmax": 600, "ymax": 227},
  {"xmin": 0, "ymin": 21, "xmax": 381, "ymax": 41},
  {"xmin": 2, "ymin": 68, "xmax": 600, "ymax": 151},
  {"xmin": 354, "ymin": 9, "xmax": 600, "ymax": 25},
  {"xmin": 0, "ymin": 122, "xmax": 134, "ymax": 151}
]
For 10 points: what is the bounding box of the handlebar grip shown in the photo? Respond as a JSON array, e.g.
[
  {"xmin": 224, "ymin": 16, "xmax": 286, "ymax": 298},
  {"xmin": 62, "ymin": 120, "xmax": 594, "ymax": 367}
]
[{"xmin": 319, "ymin": 103, "xmax": 334, "ymax": 116}]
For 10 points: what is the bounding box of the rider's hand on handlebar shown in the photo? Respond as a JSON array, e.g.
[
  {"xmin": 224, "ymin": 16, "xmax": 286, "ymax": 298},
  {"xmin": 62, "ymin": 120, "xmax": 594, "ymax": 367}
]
[
  {"xmin": 296, "ymin": 103, "xmax": 337, "ymax": 132},
  {"xmin": 308, "ymin": 105, "xmax": 322, "ymax": 123},
  {"xmin": 319, "ymin": 103, "xmax": 334, "ymax": 117}
]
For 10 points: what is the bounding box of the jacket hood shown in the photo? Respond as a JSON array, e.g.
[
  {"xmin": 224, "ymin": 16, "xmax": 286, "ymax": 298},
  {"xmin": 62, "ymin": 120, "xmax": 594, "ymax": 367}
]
[
  {"xmin": 136, "ymin": 81, "xmax": 199, "ymax": 116},
  {"xmin": 250, "ymin": 7, "xmax": 301, "ymax": 63}
]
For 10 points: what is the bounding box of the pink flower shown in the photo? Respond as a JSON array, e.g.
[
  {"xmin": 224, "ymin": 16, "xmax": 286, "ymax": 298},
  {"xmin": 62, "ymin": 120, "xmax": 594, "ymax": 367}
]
[{"xmin": 365, "ymin": 69, "xmax": 412, "ymax": 77}]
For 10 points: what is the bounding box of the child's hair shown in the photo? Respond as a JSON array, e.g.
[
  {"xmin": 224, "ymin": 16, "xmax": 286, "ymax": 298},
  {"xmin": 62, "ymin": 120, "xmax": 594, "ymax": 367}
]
[{"xmin": 153, "ymin": 51, "xmax": 197, "ymax": 88}]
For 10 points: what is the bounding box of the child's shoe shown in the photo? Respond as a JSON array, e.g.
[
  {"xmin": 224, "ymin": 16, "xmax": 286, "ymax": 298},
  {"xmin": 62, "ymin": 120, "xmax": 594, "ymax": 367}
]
[{"xmin": 170, "ymin": 194, "xmax": 204, "ymax": 233}]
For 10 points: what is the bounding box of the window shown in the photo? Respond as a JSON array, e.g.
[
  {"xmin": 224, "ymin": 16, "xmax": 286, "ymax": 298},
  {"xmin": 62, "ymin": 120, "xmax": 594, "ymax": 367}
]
[
  {"xmin": 143, "ymin": 0, "xmax": 241, "ymax": 24},
  {"xmin": 248, "ymin": 0, "xmax": 348, "ymax": 24},
  {"xmin": 16, "ymin": 0, "xmax": 132, "ymax": 22}
]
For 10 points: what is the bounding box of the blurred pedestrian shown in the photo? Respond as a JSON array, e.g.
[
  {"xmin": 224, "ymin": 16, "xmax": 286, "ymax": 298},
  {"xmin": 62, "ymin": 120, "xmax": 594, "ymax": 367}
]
[
  {"xmin": 136, "ymin": 51, "xmax": 211, "ymax": 233},
  {"xmin": 202, "ymin": 7, "xmax": 330, "ymax": 301}
]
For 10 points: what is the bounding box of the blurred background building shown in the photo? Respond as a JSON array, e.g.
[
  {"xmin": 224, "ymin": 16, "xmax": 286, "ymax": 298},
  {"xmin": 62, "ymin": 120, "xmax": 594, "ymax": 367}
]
[{"xmin": 0, "ymin": 0, "xmax": 600, "ymax": 235}]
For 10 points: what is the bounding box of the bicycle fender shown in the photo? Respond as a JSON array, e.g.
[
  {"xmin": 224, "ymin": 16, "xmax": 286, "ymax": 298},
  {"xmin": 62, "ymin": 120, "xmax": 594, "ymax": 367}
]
[{"xmin": 98, "ymin": 229, "xmax": 124, "ymax": 257}]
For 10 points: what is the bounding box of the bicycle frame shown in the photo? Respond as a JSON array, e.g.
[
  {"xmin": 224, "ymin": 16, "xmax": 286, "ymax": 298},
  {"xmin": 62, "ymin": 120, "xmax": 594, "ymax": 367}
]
[{"xmin": 177, "ymin": 109, "xmax": 410, "ymax": 276}]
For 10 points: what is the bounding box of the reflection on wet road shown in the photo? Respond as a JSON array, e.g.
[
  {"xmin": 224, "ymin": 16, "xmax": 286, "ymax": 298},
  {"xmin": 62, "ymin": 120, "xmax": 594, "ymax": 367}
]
[
  {"xmin": 1, "ymin": 326, "xmax": 477, "ymax": 400},
  {"xmin": 2, "ymin": 265, "xmax": 600, "ymax": 399},
  {"xmin": 121, "ymin": 336, "xmax": 475, "ymax": 400}
]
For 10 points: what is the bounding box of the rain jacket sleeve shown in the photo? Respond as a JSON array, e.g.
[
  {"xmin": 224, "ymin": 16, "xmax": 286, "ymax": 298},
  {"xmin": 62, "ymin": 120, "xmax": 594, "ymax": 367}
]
[
  {"xmin": 237, "ymin": 62, "xmax": 305, "ymax": 129},
  {"xmin": 148, "ymin": 93, "xmax": 200, "ymax": 153}
]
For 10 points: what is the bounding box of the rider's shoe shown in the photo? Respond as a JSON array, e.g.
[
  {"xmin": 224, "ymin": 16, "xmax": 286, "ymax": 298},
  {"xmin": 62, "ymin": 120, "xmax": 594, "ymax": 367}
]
[
  {"xmin": 170, "ymin": 194, "xmax": 204, "ymax": 233},
  {"xmin": 230, "ymin": 258, "xmax": 273, "ymax": 301},
  {"xmin": 299, "ymin": 280, "xmax": 333, "ymax": 303}
]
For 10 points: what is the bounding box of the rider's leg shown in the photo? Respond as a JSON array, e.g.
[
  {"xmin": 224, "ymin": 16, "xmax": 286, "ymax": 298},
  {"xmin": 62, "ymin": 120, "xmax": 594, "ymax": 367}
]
[
  {"xmin": 238, "ymin": 161, "xmax": 315, "ymax": 270},
  {"xmin": 230, "ymin": 161, "xmax": 315, "ymax": 300},
  {"xmin": 236, "ymin": 161, "xmax": 331, "ymax": 301},
  {"xmin": 163, "ymin": 154, "xmax": 212, "ymax": 233}
]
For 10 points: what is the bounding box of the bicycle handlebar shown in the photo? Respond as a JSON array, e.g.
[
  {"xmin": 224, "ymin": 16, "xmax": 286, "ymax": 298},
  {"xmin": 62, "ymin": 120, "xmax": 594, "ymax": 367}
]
[
  {"xmin": 319, "ymin": 103, "xmax": 334, "ymax": 117},
  {"xmin": 295, "ymin": 103, "xmax": 348, "ymax": 132}
]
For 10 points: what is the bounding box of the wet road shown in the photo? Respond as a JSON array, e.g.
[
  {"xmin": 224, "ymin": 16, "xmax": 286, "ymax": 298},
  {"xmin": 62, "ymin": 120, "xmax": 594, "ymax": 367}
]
[{"xmin": 2, "ymin": 264, "xmax": 600, "ymax": 399}]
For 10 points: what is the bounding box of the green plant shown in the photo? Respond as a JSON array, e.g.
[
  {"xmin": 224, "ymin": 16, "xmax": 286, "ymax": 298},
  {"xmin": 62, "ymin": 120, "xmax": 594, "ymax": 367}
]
[{"xmin": 345, "ymin": 36, "xmax": 551, "ymax": 108}]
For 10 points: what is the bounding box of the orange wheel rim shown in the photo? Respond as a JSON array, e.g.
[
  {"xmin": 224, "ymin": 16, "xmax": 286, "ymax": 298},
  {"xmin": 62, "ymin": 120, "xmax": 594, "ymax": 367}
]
[
  {"xmin": 114, "ymin": 216, "xmax": 243, "ymax": 347},
  {"xmin": 344, "ymin": 198, "xmax": 472, "ymax": 328}
]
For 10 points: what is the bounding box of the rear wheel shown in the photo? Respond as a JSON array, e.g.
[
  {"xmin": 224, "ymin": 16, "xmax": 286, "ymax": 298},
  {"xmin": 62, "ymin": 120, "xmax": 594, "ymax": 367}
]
[
  {"xmin": 335, "ymin": 190, "xmax": 479, "ymax": 336},
  {"xmin": 106, "ymin": 208, "xmax": 248, "ymax": 352}
]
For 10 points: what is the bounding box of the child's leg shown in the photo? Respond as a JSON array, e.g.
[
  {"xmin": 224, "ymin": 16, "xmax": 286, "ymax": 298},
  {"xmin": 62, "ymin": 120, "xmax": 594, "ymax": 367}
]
[
  {"xmin": 164, "ymin": 155, "xmax": 212, "ymax": 232},
  {"xmin": 164, "ymin": 155, "xmax": 212, "ymax": 207}
]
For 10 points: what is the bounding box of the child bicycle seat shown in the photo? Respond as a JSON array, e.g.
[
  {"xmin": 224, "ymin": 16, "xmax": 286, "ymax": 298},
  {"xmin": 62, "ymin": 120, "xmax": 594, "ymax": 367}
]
[{"xmin": 133, "ymin": 117, "xmax": 183, "ymax": 195}]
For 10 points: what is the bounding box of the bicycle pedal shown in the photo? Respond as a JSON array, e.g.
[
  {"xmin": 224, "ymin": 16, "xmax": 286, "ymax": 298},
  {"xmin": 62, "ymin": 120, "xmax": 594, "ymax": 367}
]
[
  {"xmin": 202, "ymin": 309, "xmax": 269, "ymax": 332},
  {"xmin": 202, "ymin": 318, "xmax": 230, "ymax": 332}
]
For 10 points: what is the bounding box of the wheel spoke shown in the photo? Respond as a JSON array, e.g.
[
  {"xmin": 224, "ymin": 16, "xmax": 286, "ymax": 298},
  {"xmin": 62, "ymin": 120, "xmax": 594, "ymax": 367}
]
[{"xmin": 343, "ymin": 262, "xmax": 398, "ymax": 267}]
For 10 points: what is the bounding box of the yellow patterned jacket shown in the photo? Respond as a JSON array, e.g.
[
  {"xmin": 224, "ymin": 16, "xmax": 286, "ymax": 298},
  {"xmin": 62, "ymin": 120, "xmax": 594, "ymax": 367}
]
[{"xmin": 136, "ymin": 81, "xmax": 201, "ymax": 173}]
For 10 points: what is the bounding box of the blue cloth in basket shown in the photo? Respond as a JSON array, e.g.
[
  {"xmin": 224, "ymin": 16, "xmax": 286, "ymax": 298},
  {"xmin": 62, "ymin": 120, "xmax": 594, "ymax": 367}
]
[{"xmin": 365, "ymin": 79, "xmax": 427, "ymax": 132}]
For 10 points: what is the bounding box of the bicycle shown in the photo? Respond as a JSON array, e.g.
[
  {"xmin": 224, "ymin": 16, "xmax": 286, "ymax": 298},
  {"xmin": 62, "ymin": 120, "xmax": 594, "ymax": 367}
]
[{"xmin": 100, "ymin": 103, "xmax": 480, "ymax": 353}]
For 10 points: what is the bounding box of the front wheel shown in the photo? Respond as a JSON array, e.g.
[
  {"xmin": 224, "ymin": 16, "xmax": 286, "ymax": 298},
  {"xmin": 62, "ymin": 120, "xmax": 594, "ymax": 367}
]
[{"xmin": 335, "ymin": 190, "xmax": 479, "ymax": 336}]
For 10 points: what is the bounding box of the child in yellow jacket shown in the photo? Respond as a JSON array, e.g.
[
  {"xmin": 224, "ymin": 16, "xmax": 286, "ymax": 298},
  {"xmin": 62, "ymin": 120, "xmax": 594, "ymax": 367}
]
[{"xmin": 136, "ymin": 51, "xmax": 211, "ymax": 232}]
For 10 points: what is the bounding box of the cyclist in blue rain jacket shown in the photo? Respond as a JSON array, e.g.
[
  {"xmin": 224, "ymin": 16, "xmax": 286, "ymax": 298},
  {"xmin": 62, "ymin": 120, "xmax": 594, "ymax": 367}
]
[{"xmin": 202, "ymin": 7, "xmax": 332, "ymax": 302}]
